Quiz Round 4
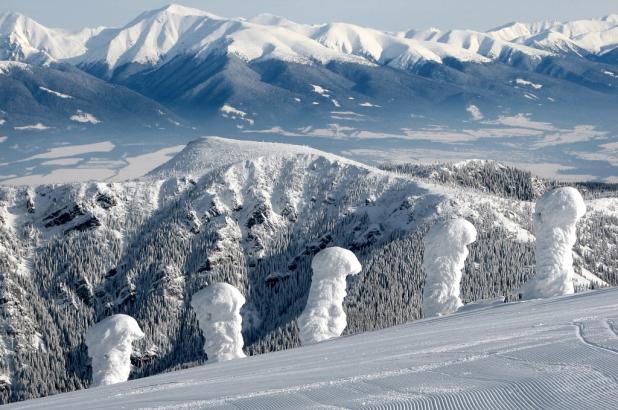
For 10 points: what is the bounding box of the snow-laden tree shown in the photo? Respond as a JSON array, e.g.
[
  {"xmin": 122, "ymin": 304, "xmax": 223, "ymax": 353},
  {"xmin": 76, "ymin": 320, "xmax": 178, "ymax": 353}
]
[
  {"xmin": 422, "ymin": 218, "xmax": 477, "ymax": 317},
  {"xmin": 298, "ymin": 247, "xmax": 362, "ymax": 345},
  {"xmin": 190, "ymin": 283, "xmax": 246, "ymax": 362},
  {"xmin": 85, "ymin": 314, "xmax": 145, "ymax": 387},
  {"xmin": 522, "ymin": 187, "xmax": 586, "ymax": 299}
]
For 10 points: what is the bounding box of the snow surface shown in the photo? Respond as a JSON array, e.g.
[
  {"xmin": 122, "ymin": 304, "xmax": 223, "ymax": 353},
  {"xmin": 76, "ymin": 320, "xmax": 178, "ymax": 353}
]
[
  {"xmin": 13, "ymin": 123, "xmax": 51, "ymax": 131},
  {"xmin": 466, "ymin": 104, "xmax": 484, "ymax": 121},
  {"xmin": 220, "ymin": 105, "xmax": 254, "ymax": 126},
  {"xmin": 146, "ymin": 137, "xmax": 357, "ymax": 180},
  {"xmin": 422, "ymin": 218, "xmax": 477, "ymax": 317},
  {"xmin": 298, "ymin": 247, "xmax": 362, "ymax": 345},
  {"xmin": 523, "ymin": 187, "xmax": 586, "ymax": 299},
  {"xmin": 69, "ymin": 111, "xmax": 100, "ymax": 124},
  {"xmin": 18, "ymin": 141, "xmax": 115, "ymax": 161},
  {"xmin": 39, "ymin": 86, "xmax": 73, "ymax": 99},
  {"xmin": 84, "ymin": 314, "xmax": 145, "ymax": 387},
  {"xmin": 515, "ymin": 78, "xmax": 543, "ymax": 89},
  {"xmin": 10, "ymin": 288, "xmax": 618, "ymax": 409},
  {"xmin": 190, "ymin": 283, "xmax": 246, "ymax": 363}
]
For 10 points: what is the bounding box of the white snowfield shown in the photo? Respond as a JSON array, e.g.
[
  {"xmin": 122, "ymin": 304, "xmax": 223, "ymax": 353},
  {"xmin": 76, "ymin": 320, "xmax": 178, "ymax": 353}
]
[
  {"xmin": 146, "ymin": 136, "xmax": 359, "ymax": 180},
  {"xmin": 9, "ymin": 288, "xmax": 618, "ymax": 409}
]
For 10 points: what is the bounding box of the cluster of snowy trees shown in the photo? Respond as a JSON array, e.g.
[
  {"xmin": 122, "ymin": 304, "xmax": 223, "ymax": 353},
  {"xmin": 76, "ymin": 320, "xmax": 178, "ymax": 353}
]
[
  {"xmin": 421, "ymin": 187, "xmax": 587, "ymax": 318},
  {"xmin": 382, "ymin": 161, "xmax": 618, "ymax": 202},
  {"xmin": 83, "ymin": 283, "xmax": 248, "ymax": 387},
  {"xmin": 82, "ymin": 246, "xmax": 363, "ymax": 388},
  {"xmin": 89, "ymin": 183, "xmax": 583, "ymax": 382}
]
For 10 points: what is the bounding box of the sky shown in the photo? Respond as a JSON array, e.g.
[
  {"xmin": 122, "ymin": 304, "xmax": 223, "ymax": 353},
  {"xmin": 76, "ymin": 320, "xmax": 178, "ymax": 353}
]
[{"xmin": 1, "ymin": 0, "xmax": 617, "ymax": 31}]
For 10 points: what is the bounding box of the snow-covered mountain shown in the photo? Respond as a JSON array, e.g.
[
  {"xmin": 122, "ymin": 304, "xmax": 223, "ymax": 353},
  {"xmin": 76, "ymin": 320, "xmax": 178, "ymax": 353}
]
[
  {"xmin": 1, "ymin": 4, "xmax": 618, "ymax": 133},
  {"xmin": 6, "ymin": 287, "xmax": 618, "ymax": 409},
  {"xmin": 0, "ymin": 137, "xmax": 616, "ymax": 404},
  {"xmin": 0, "ymin": 60, "xmax": 181, "ymax": 132},
  {"xmin": 4, "ymin": 5, "xmax": 617, "ymax": 73}
]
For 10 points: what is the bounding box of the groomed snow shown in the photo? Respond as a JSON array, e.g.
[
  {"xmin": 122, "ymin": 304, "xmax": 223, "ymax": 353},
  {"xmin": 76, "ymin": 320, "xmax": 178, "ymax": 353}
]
[
  {"xmin": 298, "ymin": 247, "xmax": 362, "ymax": 345},
  {"xmin": 84, "ymin": 314, "xmax": 145, "ymax": 387},
  {"xmin": 190, "ymin": 283, "xmax": 246, "ymax": 362},
  {"xmin": 422, "ymin": 218, "xmax": 477, "ymax": 317},
  {"xmin": 522, "ymin": 187, "xmax": 586, "ymax": 299},
  {"xmin": 11, "ymin": 288, "xmax": 618, "ymax": 409}
]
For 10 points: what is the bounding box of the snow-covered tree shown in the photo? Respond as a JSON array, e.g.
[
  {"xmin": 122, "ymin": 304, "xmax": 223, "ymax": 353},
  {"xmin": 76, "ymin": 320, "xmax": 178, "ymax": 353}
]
[
  {"xmin": 85, "ymin": 314, "xmax": 144, "ymax": 387},
  {"xmin": 298, "ymin": 247, "xmax": 362, "ymax": 345},
  {"xmin": 522, "ymin": 187, "xmax": 586, "ymax": 299},
  {"xmin": 422, "ymin": 218, "xmax": 477, "ymax": 317},
  {"xmin": 190, "ymin": 283, "xmax": 246, "ymax": 362}
]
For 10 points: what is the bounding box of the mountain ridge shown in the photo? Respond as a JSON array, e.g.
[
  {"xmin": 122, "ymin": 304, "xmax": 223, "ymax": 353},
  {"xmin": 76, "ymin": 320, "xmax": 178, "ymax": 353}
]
[
  {"xmin": 0, "ymin": 4, "xmax": 616, "ymax": 133},
  {"xmin": 0, "ymin": 137, "xmax": 617, "ymax": 404}
]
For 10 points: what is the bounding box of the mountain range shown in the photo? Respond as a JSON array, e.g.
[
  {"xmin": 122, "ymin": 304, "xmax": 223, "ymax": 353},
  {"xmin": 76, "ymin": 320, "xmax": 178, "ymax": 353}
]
[{"xmin": 1, "ymin": 4, "xmax": 618, "ymax": 134}]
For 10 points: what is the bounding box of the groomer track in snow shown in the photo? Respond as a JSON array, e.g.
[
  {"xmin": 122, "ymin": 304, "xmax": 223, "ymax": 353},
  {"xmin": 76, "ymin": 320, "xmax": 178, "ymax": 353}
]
[{"xmin": 9, "ymin": 288, "xmax": 618, "ymax": 409}]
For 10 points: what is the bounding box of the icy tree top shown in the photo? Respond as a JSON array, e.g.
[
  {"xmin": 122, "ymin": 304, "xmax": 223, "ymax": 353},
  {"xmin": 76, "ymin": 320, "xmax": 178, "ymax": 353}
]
[
  {"xmin": 534, "ymin": 187, "xmax": 586, "ymax": 228},
  {"xmin": 310, "ymin": 247, "xmax": 362, "ymax": 280},
  {"xmin": 424, "ymin": 218, "xmax": 477, "ymax": 256},
  {"xmin": 190, "ymin": 283, "xmax": 246, "ymax": 321},
  {"xmin": 85, "ymin": 314, "xmax": 145, "ymax": 351}
]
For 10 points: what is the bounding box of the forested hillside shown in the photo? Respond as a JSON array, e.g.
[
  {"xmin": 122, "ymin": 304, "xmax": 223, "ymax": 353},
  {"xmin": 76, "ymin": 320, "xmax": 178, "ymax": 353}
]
[{"xmin": 0, "ymin": 138, "xmax": 616, "ymax": 403}]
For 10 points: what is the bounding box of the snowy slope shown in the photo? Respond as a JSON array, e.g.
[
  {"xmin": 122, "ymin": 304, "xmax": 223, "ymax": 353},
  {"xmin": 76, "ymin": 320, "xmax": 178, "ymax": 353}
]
[
  {"xmin": 1, "ymin": 137, "xmax": 617, "ymax": 405},
  {"xmin": 489, "ymin": 15, "xmax": 618, "ymax": 55},
  {"xmin": 72, "ymin": 4, "xmax": 370, "ymax": 73},
  {"xmin": 0, "ymin": 12, "xmax": 100, "ymax": 64},
  {"xmin": 0, "ymin": 59, "xmax": 180, "ymax": 131},
  {"xmin": 146, "ymin": 136, "xmax": 346, "ymax": 179},
  {"xmin": 8, "ymin": 288, "xmax": 618, "ymax": 409}
]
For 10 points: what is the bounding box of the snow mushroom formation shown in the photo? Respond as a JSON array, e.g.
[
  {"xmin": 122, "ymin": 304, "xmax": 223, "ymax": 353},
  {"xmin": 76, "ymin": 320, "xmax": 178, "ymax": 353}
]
[
  {"xmin": 522, "ymin": 187, "xmax": 586, "ymax": 299},
  {"xmin": 298, "ymin": 247, "xmax": 362, "ymax": 345},
  {"xmin": 85, "ymin": 314, "xmax": 145, "ymax": 387},
  {"xmin": 190, "ymin": 283, "xmax": 246, "ymax": 362},
  {"xmin": 422, "ymin": 218, "xmax": 477, "ymax": 317}
]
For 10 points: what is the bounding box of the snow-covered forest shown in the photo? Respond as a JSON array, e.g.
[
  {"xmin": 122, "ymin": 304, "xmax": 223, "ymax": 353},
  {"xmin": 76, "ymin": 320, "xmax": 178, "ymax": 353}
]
[{"xmin": 0, "ymin": 138, "xmax": 617, "ymax": 404}]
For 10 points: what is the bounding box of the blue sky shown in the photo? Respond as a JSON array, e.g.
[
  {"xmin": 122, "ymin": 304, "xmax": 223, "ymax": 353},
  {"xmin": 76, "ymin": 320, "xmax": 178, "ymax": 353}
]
[{"xmin": 2, "ymin": 0, "xmax": 617, "ymax": 31}]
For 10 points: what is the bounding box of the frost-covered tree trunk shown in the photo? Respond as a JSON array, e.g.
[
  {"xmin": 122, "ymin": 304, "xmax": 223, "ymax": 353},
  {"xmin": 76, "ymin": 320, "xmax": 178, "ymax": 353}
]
[
  {"xmin": 298, "ymin": 247, "xmax": 362, "ymax": 345},
  {"xmin": 190, "ymin": 283, "xmax": 246, "ymax": 362},
  {"xmin": 85, "ymin": 314, "xmax": 144, "ymax": 387},
  {"xmin": 422, "ymin": 218, "xmax": 477, "ymax": 317},
  {"xmin": 522, "ymin": 187, "xmax": 586, "ymax": 299}
]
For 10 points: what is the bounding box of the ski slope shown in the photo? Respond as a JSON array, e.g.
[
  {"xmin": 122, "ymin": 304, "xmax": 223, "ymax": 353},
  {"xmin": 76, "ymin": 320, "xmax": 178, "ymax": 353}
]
[{"xmin": 9, "ymin": 288, "xmax": 618, "ymax": 409}]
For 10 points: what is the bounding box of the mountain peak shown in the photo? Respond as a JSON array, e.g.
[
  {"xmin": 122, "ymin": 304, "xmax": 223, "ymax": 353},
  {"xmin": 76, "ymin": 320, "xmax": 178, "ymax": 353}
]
[
  {"xmin": 249, "ymin": 12, "xmax": 292, "ymax": 26},
  {"xmin": 157, "ymin": 3, "xmax": 214, "ymax": 17},
  {"xmin": 122, "ymin": 3, "xmax": 221, "ymax": 29}
]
